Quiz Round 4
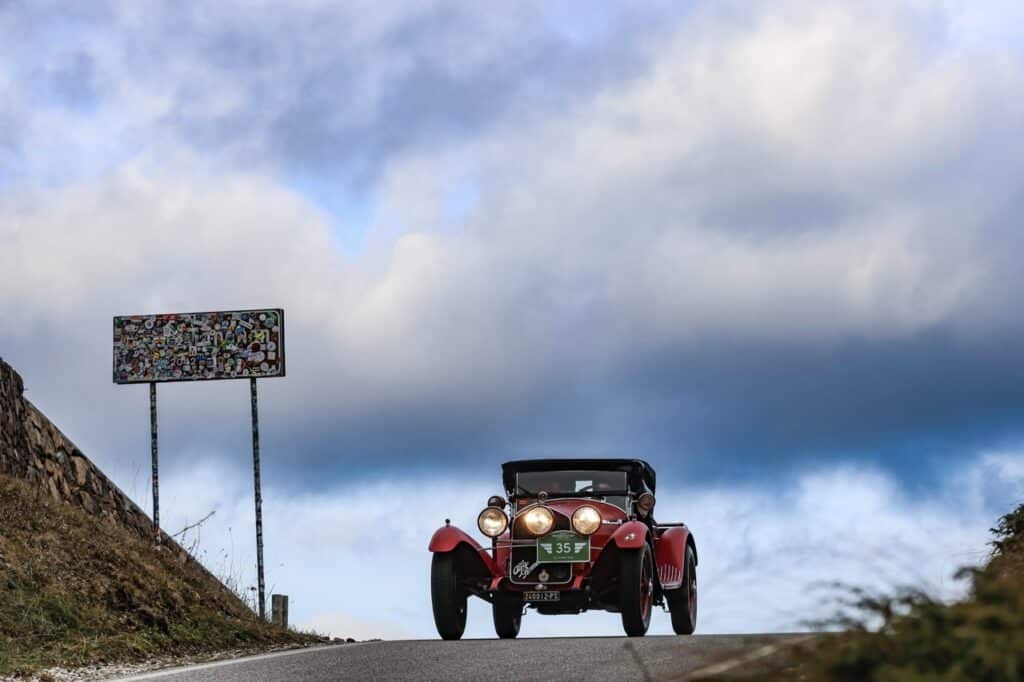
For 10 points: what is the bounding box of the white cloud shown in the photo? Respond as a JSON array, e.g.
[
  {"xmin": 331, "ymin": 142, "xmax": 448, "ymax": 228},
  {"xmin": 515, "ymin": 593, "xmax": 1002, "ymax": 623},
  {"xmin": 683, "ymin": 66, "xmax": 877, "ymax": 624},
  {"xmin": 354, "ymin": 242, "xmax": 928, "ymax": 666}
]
[
  {"xmin": 388, "ymin": 0, "xmax": 1022, "ymax": 350},
  {"xmin": 0, "ymin": 160, "xmax": 338, "ymax": 326},
  {"xmin": 0, "ymin": 0, "xmax": 1021, "ymax": 522},
  {"xmin": 4, "ymin": 0, "xmax": 1023, "ymax": 413}
]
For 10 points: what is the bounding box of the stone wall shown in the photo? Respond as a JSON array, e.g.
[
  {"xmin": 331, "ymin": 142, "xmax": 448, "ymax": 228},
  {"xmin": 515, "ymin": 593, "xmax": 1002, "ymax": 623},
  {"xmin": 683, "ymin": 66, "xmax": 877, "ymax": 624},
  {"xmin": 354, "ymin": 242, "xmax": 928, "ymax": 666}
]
[
  {"xmin": 1, "ymin": 357, "xmax": 189, "ymax": 561},
  {"xmin": 0, "ymin": 359, "xmax": 28, "ymax": 481}
]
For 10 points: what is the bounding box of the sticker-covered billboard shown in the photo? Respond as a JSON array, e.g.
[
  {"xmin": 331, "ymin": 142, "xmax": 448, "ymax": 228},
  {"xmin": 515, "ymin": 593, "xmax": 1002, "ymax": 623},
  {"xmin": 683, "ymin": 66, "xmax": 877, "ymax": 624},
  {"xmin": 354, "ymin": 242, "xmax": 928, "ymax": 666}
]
[{"xmin": 113, "ymin": 309, "xmax": 285, "ymax": 384}]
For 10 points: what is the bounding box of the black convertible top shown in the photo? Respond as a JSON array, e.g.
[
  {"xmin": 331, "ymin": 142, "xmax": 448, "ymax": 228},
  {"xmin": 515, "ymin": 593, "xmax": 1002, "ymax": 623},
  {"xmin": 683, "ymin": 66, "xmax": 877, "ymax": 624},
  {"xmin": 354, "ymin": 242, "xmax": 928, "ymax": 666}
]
[{"xmin": 502, "ymin": 458, "xmax": 656, "ymax": 494}]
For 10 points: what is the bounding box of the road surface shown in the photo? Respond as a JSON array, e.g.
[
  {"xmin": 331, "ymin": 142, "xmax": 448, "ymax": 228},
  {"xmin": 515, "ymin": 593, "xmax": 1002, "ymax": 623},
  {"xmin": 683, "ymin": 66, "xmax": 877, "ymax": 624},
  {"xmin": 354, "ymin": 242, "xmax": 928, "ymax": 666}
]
[{"xmin": 118, "ymin": 634, "xmax": 808, "ymax": 681}]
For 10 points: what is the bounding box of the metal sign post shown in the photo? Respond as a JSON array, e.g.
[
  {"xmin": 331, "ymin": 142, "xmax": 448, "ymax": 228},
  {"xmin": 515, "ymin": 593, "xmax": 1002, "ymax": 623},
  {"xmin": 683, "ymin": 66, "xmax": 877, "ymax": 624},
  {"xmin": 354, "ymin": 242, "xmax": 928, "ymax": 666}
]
[
  {"xmin": 250, "ymin": 376, "xmax": 266, "ymax": 620},
  {"xmin": 113, "ymin": 308, "xmax": 285, "ymax": 618},
  {"xmin": 149, "ymin": 382, "xmax": 160, "ymax": 547}
]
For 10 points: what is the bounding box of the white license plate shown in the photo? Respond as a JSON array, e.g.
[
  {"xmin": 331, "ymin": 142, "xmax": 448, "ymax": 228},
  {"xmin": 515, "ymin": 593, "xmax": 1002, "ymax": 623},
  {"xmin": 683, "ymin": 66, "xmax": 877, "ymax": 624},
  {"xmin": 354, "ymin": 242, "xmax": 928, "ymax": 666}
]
[{"xmin": 524, "ymin": 591, "xmax": 560, "ymax": 602}]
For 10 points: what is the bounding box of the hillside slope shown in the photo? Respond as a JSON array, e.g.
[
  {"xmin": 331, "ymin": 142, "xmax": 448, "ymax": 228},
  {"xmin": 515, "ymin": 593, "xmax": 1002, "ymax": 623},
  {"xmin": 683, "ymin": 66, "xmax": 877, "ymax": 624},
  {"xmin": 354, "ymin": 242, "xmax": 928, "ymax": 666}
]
[{"xmin": 0, "ymin": 474, "xmax": 313, "ymax": 676}]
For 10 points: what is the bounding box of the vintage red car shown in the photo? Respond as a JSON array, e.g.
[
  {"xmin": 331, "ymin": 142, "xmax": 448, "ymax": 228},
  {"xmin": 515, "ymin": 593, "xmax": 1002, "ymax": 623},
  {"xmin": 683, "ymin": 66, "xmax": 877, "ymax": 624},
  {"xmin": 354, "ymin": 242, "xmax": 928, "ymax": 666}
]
[{"xmin": 428, "ymin": 458, "xmax": 697, "ymax": 639}]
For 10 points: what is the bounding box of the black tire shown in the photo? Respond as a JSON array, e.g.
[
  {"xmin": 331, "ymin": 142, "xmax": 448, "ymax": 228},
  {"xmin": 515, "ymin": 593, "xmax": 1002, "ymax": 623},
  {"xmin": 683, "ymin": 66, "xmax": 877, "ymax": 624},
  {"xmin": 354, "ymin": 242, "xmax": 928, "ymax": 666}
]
[
  {"xmin": 666, "ymin": 544, "xmax": 697, "ymax": 635},
  {"xmin": 492, "ymin": 594, "xmax": 522, "ymax": 639},
  {"xmin": 620, "ymin": 543, "xmax": 654, "ymax": 637},
  {"xmin": 431, "ymin": 553, "xmax": 467, "ymax": 640}
]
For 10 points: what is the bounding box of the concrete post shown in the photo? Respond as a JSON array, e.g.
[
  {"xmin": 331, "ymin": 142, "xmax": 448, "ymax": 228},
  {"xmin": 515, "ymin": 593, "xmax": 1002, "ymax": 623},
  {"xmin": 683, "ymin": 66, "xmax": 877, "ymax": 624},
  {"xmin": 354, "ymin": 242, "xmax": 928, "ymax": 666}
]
[{"xmin": 272, "ymin": 594, "xmax": 288, "ymax": 629}]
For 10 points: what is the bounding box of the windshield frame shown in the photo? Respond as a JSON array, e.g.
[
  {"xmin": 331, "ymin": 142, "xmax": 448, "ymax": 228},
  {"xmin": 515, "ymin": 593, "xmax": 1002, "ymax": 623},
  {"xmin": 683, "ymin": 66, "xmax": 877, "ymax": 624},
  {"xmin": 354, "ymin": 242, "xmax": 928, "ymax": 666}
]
[{"xmin": 513, "ymin": 469, "xmax": 631, "ymax": 511}]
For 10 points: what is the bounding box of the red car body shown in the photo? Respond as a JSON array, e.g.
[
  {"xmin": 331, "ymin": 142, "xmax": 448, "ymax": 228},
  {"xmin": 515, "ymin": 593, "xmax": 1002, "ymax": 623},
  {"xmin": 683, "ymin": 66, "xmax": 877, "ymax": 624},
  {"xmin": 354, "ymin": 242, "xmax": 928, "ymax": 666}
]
[{"xmin": 428, "ymin": 459, "xmax": 698, "ymax": 639}]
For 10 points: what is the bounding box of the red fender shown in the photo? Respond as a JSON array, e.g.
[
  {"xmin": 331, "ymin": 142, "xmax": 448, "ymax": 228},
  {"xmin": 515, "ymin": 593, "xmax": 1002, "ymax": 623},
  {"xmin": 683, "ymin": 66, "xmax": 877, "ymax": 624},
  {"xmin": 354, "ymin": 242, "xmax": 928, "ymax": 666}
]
[
  {"xmin": 428, "ymin": 525, "xmax": 501, "ymax": 576},
  {"xmin": 655, "ymin": 526, "xmax": 692, "ymax": 590},
  {"xmin": 429, "ymin": 525, "xmax": 482, "ymax": 553},
  {"xmin": 609, "ymin": 520, "xmax": 651, "ymax": 550}
]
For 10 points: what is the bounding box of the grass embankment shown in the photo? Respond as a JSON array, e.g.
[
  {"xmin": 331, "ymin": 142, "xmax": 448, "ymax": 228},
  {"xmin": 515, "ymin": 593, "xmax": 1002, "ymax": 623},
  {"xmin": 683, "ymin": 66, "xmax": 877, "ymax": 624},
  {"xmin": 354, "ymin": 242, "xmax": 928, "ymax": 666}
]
[
  {"xmin": 0, "ymin": 474, "xmax": 317, "ymax": 676},
  {"xmin": 800, "ymin": 502, "xmax": 1024, "ymax": 680}
]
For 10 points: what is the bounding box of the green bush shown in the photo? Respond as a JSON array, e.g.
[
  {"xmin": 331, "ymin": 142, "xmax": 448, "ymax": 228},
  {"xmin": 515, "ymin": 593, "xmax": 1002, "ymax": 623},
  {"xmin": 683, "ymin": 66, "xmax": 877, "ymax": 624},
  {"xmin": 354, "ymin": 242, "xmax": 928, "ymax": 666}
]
[{"xmin": 804, "ymin": 502, "xmax": 1024, "ymax": 681}]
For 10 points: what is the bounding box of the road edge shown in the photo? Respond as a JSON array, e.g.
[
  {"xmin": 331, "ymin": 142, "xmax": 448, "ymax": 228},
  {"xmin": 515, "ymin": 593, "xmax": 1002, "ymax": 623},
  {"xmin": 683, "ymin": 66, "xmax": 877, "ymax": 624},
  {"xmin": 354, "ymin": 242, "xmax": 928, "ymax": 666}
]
[{"xmin": 114, "ymin": 643, "xmax": 363, "ymax": 681}]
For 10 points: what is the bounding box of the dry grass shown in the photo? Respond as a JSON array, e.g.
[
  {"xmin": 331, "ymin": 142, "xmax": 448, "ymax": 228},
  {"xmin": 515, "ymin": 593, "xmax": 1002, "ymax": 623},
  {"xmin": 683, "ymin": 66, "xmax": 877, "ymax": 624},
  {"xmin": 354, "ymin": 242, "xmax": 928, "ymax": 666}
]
[{"xmin": 0, "ymin": 474, "xmax": 317, "ymax": 676}]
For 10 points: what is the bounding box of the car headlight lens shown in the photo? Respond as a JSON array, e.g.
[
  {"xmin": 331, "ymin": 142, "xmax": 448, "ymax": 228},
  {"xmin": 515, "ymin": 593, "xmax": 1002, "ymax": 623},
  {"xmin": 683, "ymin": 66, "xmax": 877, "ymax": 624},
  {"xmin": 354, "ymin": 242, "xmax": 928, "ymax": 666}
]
[
  {"xmin": 477, "ymin": 507, "xmax": 508, "ymax": 537},
  {"xmin": 571, "ymin": 505, "xmax": 602, "ymax": 536},
  {"xmin": 521, "ymin": 506, "xmax": 555, "ymax": 536}
]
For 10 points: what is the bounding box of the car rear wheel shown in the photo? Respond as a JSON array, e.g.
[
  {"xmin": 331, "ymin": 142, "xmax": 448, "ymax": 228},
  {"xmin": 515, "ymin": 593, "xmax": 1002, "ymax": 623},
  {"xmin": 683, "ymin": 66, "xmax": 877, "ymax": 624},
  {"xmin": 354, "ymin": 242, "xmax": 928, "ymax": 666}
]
[
  {"xmin": 492, "ymin": 594, "xmax": 522, "ymax": 639},
  {"xmin": 431, "ymin": 553, "xmax": 467, "ymax": 640},
  {"xmin": 666, "ymin": 544, "xmax": 697, "ymax": 635},
  {"xmin": 620, "ymin": 543, "xmax": 654, "ymax": 637}
]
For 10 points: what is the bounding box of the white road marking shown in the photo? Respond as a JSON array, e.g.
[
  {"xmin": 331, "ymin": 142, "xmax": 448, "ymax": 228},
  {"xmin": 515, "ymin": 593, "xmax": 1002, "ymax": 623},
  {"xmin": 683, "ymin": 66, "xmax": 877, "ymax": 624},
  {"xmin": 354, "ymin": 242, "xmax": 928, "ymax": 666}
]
[
  {"xmin": 114, "ymin": 644, "xmax": 367, "ymax": 680},
  {"xmin": 683, "ymin": 635, "xmax": 816, "ymax": 679}
]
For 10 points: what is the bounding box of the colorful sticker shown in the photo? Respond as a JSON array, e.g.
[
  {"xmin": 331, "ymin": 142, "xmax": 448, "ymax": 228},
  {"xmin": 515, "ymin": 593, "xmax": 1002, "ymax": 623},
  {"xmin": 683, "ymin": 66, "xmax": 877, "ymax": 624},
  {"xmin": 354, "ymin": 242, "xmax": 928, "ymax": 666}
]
[{"xmin": 113, "ymin": 309, "xmax": 285, "ymax": 384}]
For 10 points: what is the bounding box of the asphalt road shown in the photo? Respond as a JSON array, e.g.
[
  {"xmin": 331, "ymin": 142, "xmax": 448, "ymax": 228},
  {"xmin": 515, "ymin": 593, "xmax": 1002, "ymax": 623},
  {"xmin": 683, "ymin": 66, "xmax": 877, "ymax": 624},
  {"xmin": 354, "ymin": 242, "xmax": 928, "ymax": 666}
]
[{"xmin": 118, "ymin": 634, "xmax": 808, "ymax": 681}]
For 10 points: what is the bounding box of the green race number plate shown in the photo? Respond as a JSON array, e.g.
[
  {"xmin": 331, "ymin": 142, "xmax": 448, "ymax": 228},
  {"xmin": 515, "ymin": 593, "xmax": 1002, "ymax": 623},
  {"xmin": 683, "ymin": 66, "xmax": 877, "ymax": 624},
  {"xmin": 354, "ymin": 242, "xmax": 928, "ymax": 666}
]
[{"xmin": 537, "ymin": 531, "xmax": 590, "ymax": 563}]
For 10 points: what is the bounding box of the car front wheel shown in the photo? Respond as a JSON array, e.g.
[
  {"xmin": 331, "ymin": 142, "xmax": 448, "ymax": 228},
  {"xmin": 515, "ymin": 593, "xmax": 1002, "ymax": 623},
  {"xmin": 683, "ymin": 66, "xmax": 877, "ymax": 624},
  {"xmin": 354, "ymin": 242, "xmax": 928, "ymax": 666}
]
[
  {"xmin": 665, "ymin": 544, "xmax": 697, "ymax": 635},
  {"xmin": 620, "ymin": 543, "xmax": 654, "ymax": 637},
  {"xmin": 431, "ymin": 553, "xmax": 467, "ymax": 640},
  {"xmin": 492, "ymin": 594, "xmax": 522, "ymax": 639}
]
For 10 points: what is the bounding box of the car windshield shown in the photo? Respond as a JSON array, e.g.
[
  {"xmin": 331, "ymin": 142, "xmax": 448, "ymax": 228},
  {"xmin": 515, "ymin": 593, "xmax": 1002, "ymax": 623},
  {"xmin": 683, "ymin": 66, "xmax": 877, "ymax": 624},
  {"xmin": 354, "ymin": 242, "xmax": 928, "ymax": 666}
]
[{"xmin": 515, "ymin": 470, "xmax": 630, "ymax": 511}]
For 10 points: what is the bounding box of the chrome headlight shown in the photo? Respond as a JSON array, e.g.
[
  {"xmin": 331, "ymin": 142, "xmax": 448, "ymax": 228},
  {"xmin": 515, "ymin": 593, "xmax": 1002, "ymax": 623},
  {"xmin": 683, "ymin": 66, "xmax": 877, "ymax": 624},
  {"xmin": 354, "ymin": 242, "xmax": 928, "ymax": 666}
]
[
  {"xmin": 477, "ymin": 507, "xmax": 508, "ymax": 537},
  {"xmin": 520, "ymin": 506, "xmax": 555, "ymax": 536},
  {"xmin": 571, "ymin": 505, "xmax": 602, "ymax": 536}
]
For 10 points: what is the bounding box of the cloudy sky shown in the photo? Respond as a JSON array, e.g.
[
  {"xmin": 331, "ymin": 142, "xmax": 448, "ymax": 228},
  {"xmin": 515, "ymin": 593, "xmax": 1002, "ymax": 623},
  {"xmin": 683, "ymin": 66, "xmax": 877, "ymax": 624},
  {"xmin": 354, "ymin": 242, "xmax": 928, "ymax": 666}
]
[{"xmin": 2, "ymin": 0, "xmax": 1024, "ymax": 639}]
